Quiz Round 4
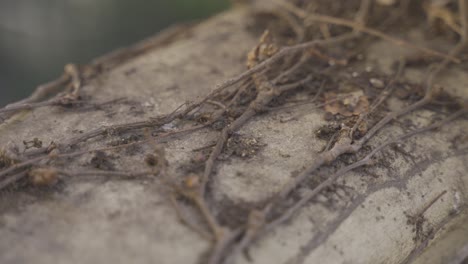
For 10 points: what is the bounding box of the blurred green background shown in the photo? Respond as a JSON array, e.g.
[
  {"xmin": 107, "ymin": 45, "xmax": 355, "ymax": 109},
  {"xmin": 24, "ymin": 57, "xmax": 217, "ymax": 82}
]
[{"xmin": 0, "ymin": 0, "xmax": 230, "ymax": 107}]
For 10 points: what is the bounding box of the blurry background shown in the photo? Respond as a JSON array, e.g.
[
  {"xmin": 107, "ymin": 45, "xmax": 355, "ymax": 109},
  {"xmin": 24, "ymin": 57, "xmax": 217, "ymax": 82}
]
[{"xmin": 0, "ymin": 0, "xmax": 229, "ymax": 107}]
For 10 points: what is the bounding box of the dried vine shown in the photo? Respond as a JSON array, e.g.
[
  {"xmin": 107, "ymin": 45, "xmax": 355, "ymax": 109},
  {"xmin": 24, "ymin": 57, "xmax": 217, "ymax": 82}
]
[{"xmin": 0, "ymin": 1, "xmax": 467, "ymax": 264}]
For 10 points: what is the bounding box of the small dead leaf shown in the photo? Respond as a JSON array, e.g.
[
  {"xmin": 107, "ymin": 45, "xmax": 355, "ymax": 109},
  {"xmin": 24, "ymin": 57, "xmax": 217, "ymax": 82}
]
[
  {"xmin": 247, "ymin": 30, "xmax": 279, "ymax": 69},
  {"xmin": 184, "ymin": 174, "xmax": 200, "ymax": 189},
  {"xmin": 424, "ymin": 1, "xmax": 462, "ymax": 35},
  {"xmin": 29, "ymin": 167, "xmax": 59, "ymax": 186},
  {"xmin": 356, "ymin": 119, "xmax": 368, "ymax": 135},
  {"xmin": 325, "ymin": 90, "xmax": 370, "ymax": 117}
]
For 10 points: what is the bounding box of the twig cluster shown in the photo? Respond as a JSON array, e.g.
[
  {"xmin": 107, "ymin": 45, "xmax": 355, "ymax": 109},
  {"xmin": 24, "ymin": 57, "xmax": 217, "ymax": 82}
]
[{"xmin": 0, "ymin": 1, "xmax": 467, "ymax": 264}]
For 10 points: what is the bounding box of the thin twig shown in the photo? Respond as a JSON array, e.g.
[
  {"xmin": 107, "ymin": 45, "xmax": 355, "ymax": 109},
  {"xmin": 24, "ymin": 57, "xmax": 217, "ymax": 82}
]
[
  {"xmin": 425, "ymin": 0, "xmax": 468, "ymax": 90},
  {"xmin": 0, "ymin": 124, "xmax": 207, "ymax": 190},
  {"xmin": 0, "ymin": 97, "xmax": 127, "ymax": 115},
  {"xmin": 286, "ymin": 108, "xmax": 464, "ymax": 223},
  {"xmin": 256, "ymin": 87, "xmax": 436, "ymax": 223},
  {"xmin": 267, "ymin": 8, "xmax": 305, "ymax": 42},
  {"xmin": 59, "ymin": 169, "xmax": 151, "ymax": 178},
  {"xmin": 273, "ymin": 53, "xmax": 310, "ymax": 84},
  {"xmin": 207, "ymin": 228, "xmax": 243, "ymax": 264},
  {"xmin": 459, "ymin": 0, "xmax": 468, "ymax": 43},
  {"xmin": 354, "ymin": 0, "xmax": 373, "ymax": 26},
  {"xmin": 199, "ymin": 33, "xmax": 357, "ymax": 110},
  {"xmin": 251, "ymin": 108, "xmax": 466, "ymax": 252},
  {"xmin": 0, "ymin": 171, "xmax": 28, "ymax": 189},
  {"xmin": 417, "ymin": 190, "xmax": 448, "ymax": 217},
  {"xmin": 401, "ymin": 209, "xmax": 460, "ymax": 264},
  {"xmin": 200, "ymin": 78, "xmax": 308, "ymax": 197},
  {"xmin": 272, "ymin": 0, "xmax": 460, "ymax": 63},
  {"xmin": 170, "ymin": 194, "xmax": 213, "ymax": 240},
  {"xmin": 0, "ymin": 23, "xmax": 191, "ymax": 122},
  {"xmin": 200, "ymin": 34, "xmax": 356, "ymax": 198},
  {"xmin": 350, "ymin": 58, "xmax": 405, "ymax": 138},
  {"xmin": 64, "ymin": 101, "xmax": 193, "ymax": 148}
]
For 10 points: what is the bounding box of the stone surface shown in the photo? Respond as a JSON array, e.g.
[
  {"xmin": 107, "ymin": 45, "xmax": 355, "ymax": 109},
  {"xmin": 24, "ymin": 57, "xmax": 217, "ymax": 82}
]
[{"xmin": 0, "ymin": 6, "xmax": 467, "ymax": 264}]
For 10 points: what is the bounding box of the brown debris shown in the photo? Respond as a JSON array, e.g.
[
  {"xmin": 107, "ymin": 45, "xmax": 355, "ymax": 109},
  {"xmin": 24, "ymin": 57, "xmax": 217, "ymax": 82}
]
[
  {"xmin": 23, "ymin": 138, "xmax": 43, "ymax": 150},
  {"xmin": 29, "ymin": 167, "xmax": 59, "ymax": 186},
  {"xmin": 224, "ymin": 134, "xmax": 264, "ymax": 159},
  {"xmin": 184, "ymin": 173, "xmax": 201, "ymax": 189},
  {"xmin": 324, "ymin": 90, "xmax": 370, "ymax": 116},
  {"xmin": 0, "ymin": 151, "xmax": 16, "ymax": 169},
  {"xmin": 0, "ymin": 142, "xmax": 20, "ymax": 169},
  {"xmin": 89, "ymin": 151, "xmax": 116, "ymax": 171},
  {"xmin": 0, "ymin": 1, "xmax": 467, "ymax": 264},
  {"xmin": 424, "ymin": 0, "xmax": 462, "ymax": 36},
  {"xmin": 247, "ymin": 30, "xmax": 279, "ymax": 69},
  {"xmin": 145, "ymin": 154, "xmax": 158, "ymax": 167}
]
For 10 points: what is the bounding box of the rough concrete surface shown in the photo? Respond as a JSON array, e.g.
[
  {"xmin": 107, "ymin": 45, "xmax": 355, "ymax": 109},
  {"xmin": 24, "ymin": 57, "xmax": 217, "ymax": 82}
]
[{"xmin": 0, "ymin": 6, "xmax": 467, "ymax": 264}]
